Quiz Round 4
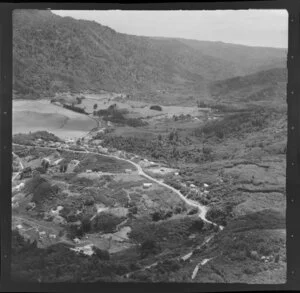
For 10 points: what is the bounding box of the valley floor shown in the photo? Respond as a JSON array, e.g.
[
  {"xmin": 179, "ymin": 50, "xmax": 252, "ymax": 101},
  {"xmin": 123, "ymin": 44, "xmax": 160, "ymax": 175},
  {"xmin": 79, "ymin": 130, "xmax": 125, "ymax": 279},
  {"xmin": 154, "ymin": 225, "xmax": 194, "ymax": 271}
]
[{"xmin": 11, "ymin": 95, "xmax": 286, "ymax": 284}]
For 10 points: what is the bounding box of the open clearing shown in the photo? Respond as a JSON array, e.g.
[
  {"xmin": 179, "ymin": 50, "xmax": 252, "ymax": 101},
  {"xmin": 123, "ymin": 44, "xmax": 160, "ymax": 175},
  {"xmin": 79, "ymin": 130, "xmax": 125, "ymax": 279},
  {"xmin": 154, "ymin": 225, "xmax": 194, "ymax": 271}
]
[{"xmin": 13, "ymin": 100, "xmax": 97, "ymax": 139}]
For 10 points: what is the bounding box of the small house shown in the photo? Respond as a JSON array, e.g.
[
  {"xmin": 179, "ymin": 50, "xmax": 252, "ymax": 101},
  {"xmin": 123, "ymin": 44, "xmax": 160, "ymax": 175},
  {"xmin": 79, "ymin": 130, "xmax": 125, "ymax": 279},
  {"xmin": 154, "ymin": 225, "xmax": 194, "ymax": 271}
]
[
  {"xmin": 74, "ymin": 238, "xmax": 80, "ymax": 244},
  {"xmin": 143, "ymin": 183, "xmax": 152, "ymax": 189},
  {"xmin": 125, "ymin": 169, "xmax": 132, "ymax": 174},
  {"xmin": 53, "ymin": 158, "xmax": 63, "ymax": 166},
  {"xmin": 27, "ymin": 202, "xmax": 36, "ymax": 210},
  {"xmin": 92, "ymin": 139, "xmax": 103, "ymax": 146}
]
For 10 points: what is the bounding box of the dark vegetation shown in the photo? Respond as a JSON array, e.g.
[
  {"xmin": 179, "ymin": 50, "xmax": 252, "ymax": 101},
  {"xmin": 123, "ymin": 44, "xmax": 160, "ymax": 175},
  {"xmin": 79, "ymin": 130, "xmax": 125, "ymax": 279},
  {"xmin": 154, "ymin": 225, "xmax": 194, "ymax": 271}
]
[
  {"xmin": 13, "ymin": 131, "xmax": 62, "ymax": 145},
  {"xmin": 63, "ymin": 103, "xmax": 87, "ymax": 114},
  {"xmin": 91, "ymin": 212, "xmax": 125, "ymax": 234},
  {"xmin": 24, "ymin": 175, "xmax": 60, "ymax": 204},
  {"xmin": 194, "ymin": 108, "xmax": 277, "ymax": 139},
  {"xmin": 129, "ymin": 216, "xmax": 205, "ymax": 250},
  {"xmin": 210, "ymin": 67, "xmax": 287, "ymax": 100},
  {"xmin": 73, "ymin": 153, "xmax": 132, "ymax": 173},
  {"xmin": 209, "ymin": 209, "xmax": 286, "ymax": 264},
  {"xmin": 11, "ymin": 230, "xmax": 131, "ymax": 282},
  {"xmin": 13, "ymin": 10, "xmax": 285, "ymax": 99},
  {"xmin": 95, "ymin": 107, "xmax": 147, "ymax": 127},
  {"xmin": 150, "ymin": 105, "xmax": 162, "ymax": 111}
]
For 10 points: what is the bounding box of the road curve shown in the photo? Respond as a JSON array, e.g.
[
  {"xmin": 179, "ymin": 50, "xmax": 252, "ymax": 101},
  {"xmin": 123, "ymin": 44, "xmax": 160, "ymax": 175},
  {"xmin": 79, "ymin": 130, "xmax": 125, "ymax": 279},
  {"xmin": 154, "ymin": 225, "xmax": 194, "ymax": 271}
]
[{"xmin": 12, "ymin": 143, "xmax": 219, "ymax": 227}]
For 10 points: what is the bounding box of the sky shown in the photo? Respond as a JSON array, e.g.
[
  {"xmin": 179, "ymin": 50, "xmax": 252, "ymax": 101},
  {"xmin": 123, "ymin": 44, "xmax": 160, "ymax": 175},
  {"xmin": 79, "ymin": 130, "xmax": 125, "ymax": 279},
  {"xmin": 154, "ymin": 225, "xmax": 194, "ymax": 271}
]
[{"xmin": 52, "ymin": 9, "xmax": 288, "ymax": 48}]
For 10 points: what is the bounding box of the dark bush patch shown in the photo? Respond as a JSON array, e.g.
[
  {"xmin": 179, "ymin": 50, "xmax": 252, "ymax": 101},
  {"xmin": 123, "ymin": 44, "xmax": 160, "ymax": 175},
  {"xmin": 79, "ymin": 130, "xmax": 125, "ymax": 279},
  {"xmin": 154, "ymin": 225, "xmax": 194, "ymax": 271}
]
[
  {"xmin": 150, "ymin": 105, "xmax": 162, "ymax": 111},
  {"xmin": 140, "ymin": 239, "xmax": 161, "ymax": 258},
  {"xmin": 91, "ymin": 213, "xmax": 125, "ymax": 233}
]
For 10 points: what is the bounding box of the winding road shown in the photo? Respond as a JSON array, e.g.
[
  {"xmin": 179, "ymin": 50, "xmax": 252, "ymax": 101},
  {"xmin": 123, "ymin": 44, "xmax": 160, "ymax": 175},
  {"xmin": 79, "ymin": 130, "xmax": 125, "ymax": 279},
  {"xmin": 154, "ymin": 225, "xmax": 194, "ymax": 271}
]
[
  {"xmin": 12, "ymin": 142, "xmax": 220, "ymax": 227},
  {"xmin": 13, "ymin": 141, "xmax": 224, "ymax": 280}
]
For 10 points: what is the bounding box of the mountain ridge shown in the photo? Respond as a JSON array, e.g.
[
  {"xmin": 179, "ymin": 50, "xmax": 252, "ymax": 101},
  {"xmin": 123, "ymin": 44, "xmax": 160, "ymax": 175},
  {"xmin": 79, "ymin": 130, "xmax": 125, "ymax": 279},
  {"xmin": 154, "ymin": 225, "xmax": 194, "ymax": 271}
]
[{"xmin": 13, "ymin": 9, "xmax": 287, "ymax": 101}]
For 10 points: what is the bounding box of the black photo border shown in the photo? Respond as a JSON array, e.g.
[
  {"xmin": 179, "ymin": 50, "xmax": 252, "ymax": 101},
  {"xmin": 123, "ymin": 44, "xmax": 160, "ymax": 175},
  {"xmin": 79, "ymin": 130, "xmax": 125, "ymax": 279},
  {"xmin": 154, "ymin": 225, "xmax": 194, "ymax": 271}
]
[{"xmin": 1, "ymin": 1, "xmax": 299, "ymax": 292}]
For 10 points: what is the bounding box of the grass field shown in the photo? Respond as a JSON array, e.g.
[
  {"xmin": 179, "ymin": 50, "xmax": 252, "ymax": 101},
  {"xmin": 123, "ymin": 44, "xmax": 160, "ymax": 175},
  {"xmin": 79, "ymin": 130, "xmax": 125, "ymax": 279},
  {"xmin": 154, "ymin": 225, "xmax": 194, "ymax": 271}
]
[{"xmin": 13, "ymin": 100, "xmax": 97, "ymax": 139}]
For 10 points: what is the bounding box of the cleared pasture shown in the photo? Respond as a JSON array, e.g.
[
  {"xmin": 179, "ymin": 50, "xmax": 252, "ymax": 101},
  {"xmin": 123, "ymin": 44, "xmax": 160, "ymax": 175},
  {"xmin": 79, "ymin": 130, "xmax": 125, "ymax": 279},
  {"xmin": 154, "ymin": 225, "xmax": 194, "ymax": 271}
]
[{"xmin": 13, "ymin": 100, "xmax": 97, "ymax": 139}]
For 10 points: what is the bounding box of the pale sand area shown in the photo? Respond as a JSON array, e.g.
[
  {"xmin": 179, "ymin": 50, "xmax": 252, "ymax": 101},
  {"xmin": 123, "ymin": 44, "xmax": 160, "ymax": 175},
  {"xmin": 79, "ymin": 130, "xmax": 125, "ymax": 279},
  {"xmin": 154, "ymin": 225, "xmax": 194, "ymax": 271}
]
[{"xmin": 13, "ymin": 100, "xmax": 97, "ymax": 139}]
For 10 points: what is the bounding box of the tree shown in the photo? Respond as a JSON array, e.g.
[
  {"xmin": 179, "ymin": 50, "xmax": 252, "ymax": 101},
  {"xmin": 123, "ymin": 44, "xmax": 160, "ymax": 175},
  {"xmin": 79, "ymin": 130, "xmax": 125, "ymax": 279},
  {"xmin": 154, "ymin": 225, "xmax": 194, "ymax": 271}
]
[
  {"xmin": 190, "ymin": 219, "xmax": 204, "ymax": 231},
  {"xmin": 59, "ymin": 163, "xmax": 68, "ymax": 173},
  {"xmin": 76, "ymin": 97, "xmax": 82, "ymax": 104},
  {"xmin": 140, "ymin": 239, "xmax": 161, "ymax": 258},
  {"xmin": 81, "ymin": 216, "xmax": 91, "ymax": 233},
  {"xmin": 93, "ymin": 247, "xmax": 110, "ymax": 260},
  {"xmin": 93, "ymin": 103, "xmax": 98, "ymax": 110}
]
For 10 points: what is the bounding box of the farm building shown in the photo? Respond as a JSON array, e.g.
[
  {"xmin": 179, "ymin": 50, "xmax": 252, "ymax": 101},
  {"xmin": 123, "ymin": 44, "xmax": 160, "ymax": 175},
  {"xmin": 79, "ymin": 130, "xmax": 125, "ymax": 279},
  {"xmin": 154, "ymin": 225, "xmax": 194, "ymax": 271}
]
[
  {"xmin": 98, "ymin": 146, "xmax": 108, "ymax": 153},
  {"xmin": 143, "ymin": 183, "xmax": 152, "ymax": 189},
  {"xmin": 92, "ymin": 139, "xmax": 103, "ymax": 146},
  {"xmin": 53, "ymin": 158, "xmax": 63, "ymax": 166}
]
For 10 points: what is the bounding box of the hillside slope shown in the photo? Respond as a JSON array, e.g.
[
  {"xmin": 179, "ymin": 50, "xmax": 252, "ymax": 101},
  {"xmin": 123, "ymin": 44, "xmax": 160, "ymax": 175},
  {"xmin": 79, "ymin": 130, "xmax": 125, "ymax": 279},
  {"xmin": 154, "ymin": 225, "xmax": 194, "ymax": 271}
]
[
  {"xmin": 208, "ymin": 67, "xmax": 287, "ymax": 109},
  {"xmin": 13, "ymin": 10, "xmax": 286, "ymax": 101}
]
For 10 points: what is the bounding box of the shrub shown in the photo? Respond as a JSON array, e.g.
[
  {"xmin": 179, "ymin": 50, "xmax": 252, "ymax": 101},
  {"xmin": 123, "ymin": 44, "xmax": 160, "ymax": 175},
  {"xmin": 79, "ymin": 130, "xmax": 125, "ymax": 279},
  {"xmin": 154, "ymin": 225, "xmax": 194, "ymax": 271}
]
[
  {"xmin": 140, "ymin": 239, "xmax": 161, "ymax": 258},
  {"xmin": 197, "ymin": 101, "xmax": 208, "ymax": 108},
  {"xmin": 189, "ymin": 219, "xmax": 204, "ymax": 231},
  {"xmin": 230, "ymin": 250, "xmax": 247, "ymax": 261},
  {"xmin": 93, "ymin": 247, "xmax": 110, "ymax": 260},
  {"xmin": 132, "ymin": 271, "xmax": 152, "ymax": 282},
  {"xmin": 34, "ymin": 166, "xmax": 46, "ymax": 174},
  {"xmin": 206, "ymin": 206, "xmax": 228, "ymax": 226},
  {"xmin": 150, "ymin": 105, "xmax": 162, "ymax": 111},
  {"xmin": 159, "ymin": 259, "xmax": 181, "ymax": 272},
  {"xmin": 68, "ymin": 223, "xmax": 84, "ymax": 239},
  {"xmin": 63, "ymin": 104, "xmax": 87, "ymax": 114},
  {"xmin": 129, "ymin": 205, "xmax": 138, "ymax": 215},
  {"xmin": 81, "ymin": 216, "xmax": 92, "ymax": 233},
  {"xmin": 84, "ymin": 196, "xmax": 95, "ymax": 206},
  {"xmin": 91, "ymin": 213, "xmax": 124, "ymax": 233},
  {"xmin": 202, "ymin": 146, "xmax": 212, "ymax": 155},
  {"xmin": 188, "ymin": 207, "xmax": 198, "ymax": 215},
  {"xmin": 13, "ymin": 131, "xmax": 62, "ymax": 145}
]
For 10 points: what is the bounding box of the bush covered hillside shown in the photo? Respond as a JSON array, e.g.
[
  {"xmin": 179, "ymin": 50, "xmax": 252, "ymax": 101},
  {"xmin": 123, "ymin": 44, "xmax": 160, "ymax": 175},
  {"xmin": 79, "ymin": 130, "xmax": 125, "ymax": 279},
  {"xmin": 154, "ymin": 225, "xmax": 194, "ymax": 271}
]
[
  {"xmin": 13, "ymin": 10, "xmax": 286, "ymax": 100},
  {"xmin": 209, "ymin": 68, "xmax": 287, "ymax": 104}
]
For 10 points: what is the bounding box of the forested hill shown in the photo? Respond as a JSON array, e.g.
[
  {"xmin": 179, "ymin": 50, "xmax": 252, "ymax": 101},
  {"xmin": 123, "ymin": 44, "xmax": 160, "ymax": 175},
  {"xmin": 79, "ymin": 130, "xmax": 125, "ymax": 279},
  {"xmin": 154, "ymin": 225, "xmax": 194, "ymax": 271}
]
[
  {"xmin": 209, "ymin": 67, "xmax": 287, "ymax": 105},
  {"xmin": 13, "ymin": 9, "xmax": 287, "ymax": 100}
]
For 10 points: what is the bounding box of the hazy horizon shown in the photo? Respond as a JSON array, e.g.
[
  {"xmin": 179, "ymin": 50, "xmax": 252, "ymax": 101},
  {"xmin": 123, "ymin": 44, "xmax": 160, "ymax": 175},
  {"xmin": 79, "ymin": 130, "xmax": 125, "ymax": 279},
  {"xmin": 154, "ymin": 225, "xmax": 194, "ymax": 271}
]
[{"xmin": 52, "ymin": 9, "xmax": 288, "ymax": 49}]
